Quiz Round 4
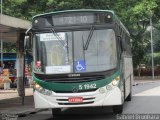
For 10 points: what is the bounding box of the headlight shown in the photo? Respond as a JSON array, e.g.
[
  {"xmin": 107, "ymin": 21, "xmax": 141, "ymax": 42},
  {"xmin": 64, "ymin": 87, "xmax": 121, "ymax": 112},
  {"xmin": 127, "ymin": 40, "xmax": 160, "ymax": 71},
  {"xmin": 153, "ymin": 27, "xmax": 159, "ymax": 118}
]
[
  {"xmin": 34, "ymin": 83, "xmax": 52, "ymax": 96},
  {"xmin": 112, "ymin": 76, "xmax": 120, "ymax": 86},
  {"xmin": 106, "ymin": 85, "xmax": 112, "ymax": 90},
  {"xmin": 44, "ymin": 89, "xmax": 52, "ymax": 96},
  {"xmin": 99, "ymin": 88, "xmax": 105, "ymax": 93},
  {"xmin": 35, "ymin": 83, "xmax": 40, "ymax": 89}
]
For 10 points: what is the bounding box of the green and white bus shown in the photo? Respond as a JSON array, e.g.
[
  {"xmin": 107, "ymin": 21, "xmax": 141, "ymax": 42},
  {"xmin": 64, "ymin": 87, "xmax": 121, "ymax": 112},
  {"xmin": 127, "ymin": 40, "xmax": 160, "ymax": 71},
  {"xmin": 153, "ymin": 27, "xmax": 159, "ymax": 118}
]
[{"xmin": 25, "ymin": 9, "xmax": 133, "ymax": 116}]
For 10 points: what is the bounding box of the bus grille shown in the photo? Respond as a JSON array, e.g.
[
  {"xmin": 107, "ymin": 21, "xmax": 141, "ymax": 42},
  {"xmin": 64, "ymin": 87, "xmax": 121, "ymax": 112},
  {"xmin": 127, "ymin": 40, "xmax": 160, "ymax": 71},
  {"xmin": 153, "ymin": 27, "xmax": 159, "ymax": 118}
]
[
  {"xmin": 46, "ymin": 76, "xmax": 105, "ymax": 83},
  {"xmin": 54, "ymin": 88, "xmax": 98, "ymax": 93},
  {"xmin": 58, "ymin": 101, "xmax": 94, "ymax": 105},
  {"xmin": 34, "ymin": 73, "xmax": 105, "ymax": 83}
]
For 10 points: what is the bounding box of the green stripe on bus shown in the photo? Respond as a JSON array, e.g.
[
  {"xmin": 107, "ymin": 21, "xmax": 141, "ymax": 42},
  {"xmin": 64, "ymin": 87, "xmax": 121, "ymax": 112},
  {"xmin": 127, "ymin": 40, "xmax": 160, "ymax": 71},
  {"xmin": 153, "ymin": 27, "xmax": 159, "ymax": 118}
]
[{"xmin": 33, "ymin": 70, "xmax": 120, "ymax": 92}]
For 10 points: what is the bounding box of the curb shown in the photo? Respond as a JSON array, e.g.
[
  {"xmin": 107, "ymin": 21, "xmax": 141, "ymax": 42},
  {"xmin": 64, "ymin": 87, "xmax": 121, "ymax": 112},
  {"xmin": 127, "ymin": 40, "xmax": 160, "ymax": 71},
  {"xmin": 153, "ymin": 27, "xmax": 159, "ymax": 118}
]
[
  {"xmin": 17, "ymin": 109, "xmax": 49, "ymax": 117},
  {"xmin": 0, "ymin": 108, "xmax": 49, "ymax": 118},
  {"xmin": 133, "ymin": 80, "xmax": 158, "ymax": 86}
]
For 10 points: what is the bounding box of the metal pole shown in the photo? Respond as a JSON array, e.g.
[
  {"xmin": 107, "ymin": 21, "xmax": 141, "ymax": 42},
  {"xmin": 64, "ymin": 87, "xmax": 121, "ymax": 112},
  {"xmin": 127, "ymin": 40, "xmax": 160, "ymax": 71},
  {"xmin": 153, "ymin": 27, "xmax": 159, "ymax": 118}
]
[
  {"xmin": 0, "ymin": 0, "xmax": 2, "ymax": 13},
  {"xmin": 150, "ymin": 14, "xmax": 154, "ymax": 80},
  {"xmin": 1, "ymin": 39, "xmax": 2, "ymax": 68},
  {"xmin": 0, "ymin": 0, "xmax": 3, "ymax": 69}
]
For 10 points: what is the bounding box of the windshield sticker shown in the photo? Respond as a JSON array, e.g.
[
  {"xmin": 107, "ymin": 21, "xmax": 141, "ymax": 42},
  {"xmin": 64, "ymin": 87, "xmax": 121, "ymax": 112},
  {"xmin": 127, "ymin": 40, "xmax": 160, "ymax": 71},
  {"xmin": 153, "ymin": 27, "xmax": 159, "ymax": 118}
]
[
  {"xmin": 46, "ymin": 65, "xmax": 71, "ymax": 74},
  {"xmin": 74, "ymin": 60, "xmax": 86, "ymax": 72},
  {"xmin": 40, "ymin": 33, "xmax": 65, "ymax": 41}
]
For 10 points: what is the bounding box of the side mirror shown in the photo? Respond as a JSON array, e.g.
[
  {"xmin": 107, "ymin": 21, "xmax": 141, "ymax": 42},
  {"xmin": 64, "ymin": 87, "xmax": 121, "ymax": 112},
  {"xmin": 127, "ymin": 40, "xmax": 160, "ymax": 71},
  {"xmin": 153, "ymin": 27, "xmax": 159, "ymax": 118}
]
[
  {"xmin": 24, "ymin": 28, "xmax": 32, "ymax": 50},
  {"xmin": 24, "ymin": 35, "xmax": 31, "ymax": 50}
]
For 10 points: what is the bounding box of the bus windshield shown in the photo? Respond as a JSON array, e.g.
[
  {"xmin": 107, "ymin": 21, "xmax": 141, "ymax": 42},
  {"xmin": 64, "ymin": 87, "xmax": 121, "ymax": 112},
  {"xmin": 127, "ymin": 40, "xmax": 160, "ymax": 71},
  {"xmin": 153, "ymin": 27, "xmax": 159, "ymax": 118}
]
[{"xmin": 33, "ymin": 29, "xmax": 117, "ymax": 74}]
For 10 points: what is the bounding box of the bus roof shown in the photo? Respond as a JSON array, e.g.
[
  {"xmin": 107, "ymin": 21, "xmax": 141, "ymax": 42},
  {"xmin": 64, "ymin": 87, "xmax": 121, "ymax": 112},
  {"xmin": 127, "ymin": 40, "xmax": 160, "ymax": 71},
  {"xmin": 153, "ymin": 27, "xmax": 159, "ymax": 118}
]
[{"xmin": 32, "ymin": 9, "xmax": 114, "ymax": 18}]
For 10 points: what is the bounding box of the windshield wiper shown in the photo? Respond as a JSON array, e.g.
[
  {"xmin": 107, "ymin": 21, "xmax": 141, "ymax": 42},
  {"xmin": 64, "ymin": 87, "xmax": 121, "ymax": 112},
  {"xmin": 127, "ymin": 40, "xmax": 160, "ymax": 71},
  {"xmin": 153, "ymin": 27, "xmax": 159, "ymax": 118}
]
[
  {"xmin": 50, "ymin": 28, "xmax": 67, "ymax": 48},
  {"xmin": 84, "ymin": 26, "xmax": 94, "ymax": 50},
  {"xmin": 50, "ymin": 27, "xmax": 69, "ymax": 64}
]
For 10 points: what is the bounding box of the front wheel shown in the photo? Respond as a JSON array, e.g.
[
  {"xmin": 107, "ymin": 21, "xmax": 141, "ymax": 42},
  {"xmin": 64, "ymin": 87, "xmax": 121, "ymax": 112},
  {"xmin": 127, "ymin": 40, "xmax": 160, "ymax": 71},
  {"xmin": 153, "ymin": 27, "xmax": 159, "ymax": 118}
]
[
  {"xmin": 125, "ymin": 77, "xmax": 132, "ymax": 101},
  {"xmin": 113, "ymin": 105, "xmax": 123, "ymax": 114},
  {"xmin": 52, "ymin": 108, "xmax": 61, "ymax": 118},
  {"xmin": 126, "ymin": 92, "xmax": 132, "ymax": 101}
]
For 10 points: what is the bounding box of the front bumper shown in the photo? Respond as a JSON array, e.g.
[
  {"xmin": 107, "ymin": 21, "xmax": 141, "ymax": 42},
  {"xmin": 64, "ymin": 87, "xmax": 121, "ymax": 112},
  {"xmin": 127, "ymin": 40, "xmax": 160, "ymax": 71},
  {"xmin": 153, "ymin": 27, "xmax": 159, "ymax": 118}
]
[{"xmin": 34, "ymin": 86, "xmax": 122, "ymax": 108}]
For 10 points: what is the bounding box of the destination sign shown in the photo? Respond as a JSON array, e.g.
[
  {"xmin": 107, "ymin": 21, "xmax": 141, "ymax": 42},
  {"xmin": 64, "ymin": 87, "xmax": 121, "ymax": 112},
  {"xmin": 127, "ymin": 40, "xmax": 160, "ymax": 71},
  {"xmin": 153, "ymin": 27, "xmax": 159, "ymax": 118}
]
[
  {"xmin": 33, "ymin": 12, "xmax": 113, "ymax": 28},
  {"xmin": 52, "ymin": 13, "xmax": 94, "ymax": 26}
]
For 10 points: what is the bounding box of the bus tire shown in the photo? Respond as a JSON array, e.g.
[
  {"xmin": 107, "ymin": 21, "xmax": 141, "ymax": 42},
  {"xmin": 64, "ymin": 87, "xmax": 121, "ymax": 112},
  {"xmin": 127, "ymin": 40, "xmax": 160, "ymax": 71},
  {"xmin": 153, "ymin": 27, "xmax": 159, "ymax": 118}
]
[
  {"xmin": 126, "ymin": 78, "xmax": 132, "ymax": 101},
  {"xmin": 113, "ymin": 105, "xmax": 123, "ymax": 114},
  {"xmin": 126, "ymin": 93, "xmax": 132, "ymax": 101},
  {"xmin": 52, "ymin": 108, "xmax": 61, "ymax": 117}
]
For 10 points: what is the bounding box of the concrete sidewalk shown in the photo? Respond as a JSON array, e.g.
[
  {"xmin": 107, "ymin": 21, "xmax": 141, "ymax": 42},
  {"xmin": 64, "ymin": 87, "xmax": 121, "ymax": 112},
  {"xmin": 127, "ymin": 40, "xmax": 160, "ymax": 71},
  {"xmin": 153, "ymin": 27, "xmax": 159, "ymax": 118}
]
[{"xmin": 0, "ymin": 88, "xmax": 46, "ymax": 117}]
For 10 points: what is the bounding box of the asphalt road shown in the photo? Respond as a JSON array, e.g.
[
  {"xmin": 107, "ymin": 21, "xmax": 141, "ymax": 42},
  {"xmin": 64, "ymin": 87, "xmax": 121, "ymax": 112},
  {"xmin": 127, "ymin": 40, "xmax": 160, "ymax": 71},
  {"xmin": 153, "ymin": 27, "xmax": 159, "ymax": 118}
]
[{"xmin": 18, "ymin": 81, "xmax": 160, "ymax": 120}]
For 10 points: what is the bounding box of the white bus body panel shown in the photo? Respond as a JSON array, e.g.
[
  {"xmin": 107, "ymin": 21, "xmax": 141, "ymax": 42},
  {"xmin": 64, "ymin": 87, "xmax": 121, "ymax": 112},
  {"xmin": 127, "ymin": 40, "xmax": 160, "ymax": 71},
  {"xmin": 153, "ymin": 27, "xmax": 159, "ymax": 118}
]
[
  {"xmin": 34, "ymin": 86, "xmax": 122, "ymax": 108},
  {"xmin": 124, "ymin": 57, "xmax": 133, "ymax": 98}
]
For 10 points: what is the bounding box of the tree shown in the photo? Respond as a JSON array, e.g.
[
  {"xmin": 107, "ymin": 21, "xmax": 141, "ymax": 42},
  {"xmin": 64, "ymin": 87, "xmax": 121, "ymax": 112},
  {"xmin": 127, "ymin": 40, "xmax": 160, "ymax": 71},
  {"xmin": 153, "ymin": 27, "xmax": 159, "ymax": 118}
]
[
  {"xmin": 110, "ymin": 0, "xmax": 159, "ymax": 68},
  {"xmin": 3, "ymin": 42, "xmax": 16, "ymax": 53}
]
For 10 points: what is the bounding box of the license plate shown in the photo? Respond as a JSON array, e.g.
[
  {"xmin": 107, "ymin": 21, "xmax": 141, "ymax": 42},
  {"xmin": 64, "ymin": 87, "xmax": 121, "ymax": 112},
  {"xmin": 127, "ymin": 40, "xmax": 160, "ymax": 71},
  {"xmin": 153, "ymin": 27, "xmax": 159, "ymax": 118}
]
[{"xmin": 68, "ymin": 97, "xmax": 83, "ymax": 103}]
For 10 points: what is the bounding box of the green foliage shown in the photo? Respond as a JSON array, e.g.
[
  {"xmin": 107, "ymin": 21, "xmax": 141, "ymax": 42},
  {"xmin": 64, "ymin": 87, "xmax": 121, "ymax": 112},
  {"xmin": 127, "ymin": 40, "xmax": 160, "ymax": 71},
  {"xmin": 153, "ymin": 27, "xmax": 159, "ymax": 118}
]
[
  {"xmin": 144, "ymin": 52, "xmax": 160, "ymax": 67},
  {"xmin": 3, "ymin": 42, "xmax": 16, "ymax": 53},
  {"xmin": 111, "ymin": 0, "xmax": 159, "ymax": 68}
]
